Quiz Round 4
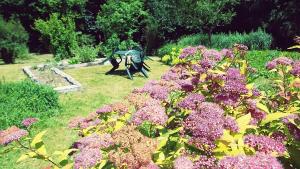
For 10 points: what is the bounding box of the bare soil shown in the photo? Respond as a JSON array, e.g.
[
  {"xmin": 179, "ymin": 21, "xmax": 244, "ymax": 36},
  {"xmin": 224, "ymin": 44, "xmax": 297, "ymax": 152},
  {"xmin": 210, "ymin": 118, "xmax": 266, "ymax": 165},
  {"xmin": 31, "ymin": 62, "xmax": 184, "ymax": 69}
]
[{"xmin": 31, "ymin": 67, "xmax": 71, "ymax": 88}]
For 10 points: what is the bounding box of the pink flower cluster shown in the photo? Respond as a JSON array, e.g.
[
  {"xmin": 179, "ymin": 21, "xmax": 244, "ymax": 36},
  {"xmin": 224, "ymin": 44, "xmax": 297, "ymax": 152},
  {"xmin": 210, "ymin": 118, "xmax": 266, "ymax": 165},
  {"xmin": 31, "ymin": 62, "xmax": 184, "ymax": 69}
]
[
  {"xmin": 291, "ymin": 60, "xmax": 300, "ymax": 77},
  {"xmin": 179, "ymin": 46, "xmax": 198, "ymax": 59},
  {"xmin": 174, "ymin": 156, "xmax": 194, "ymax": 169},
  {"xmin": 218, "ymin": 153, "xmax": 283, "ymax": 169},
  {"xmin": 184, "ymin": 102, "xmax": 225, "ymax": 152},
  {"xmin": 244, "ymin": 134, "xmax": 286, "ymax": 155},
  {"xmin": 223, "ymin": 116, "xmax": 239, "ymax": 133},
  {"xmin": 177, "ymin": 93, "xmax": 205, "ymax": 110},
  {"xmin": 68, "ymin": 116, "xmax": 101, "ymax": 129},
  {"xmin": 74, "ymin": 148, "xmax": 102, "ymax": 169},
  {"xmin": 22, "ymin": 117, "xmax": 38, "ymax": 127},
  {"xmin": 131, "ymin": 104, "xmax": 168, "ymax": 126},
  {"xmin": 0, "ymin": 126, "xmax": 28, "ymax": 146},
  {"xmin": 73, "ymin": 133, "xmax": 114, "ymax": 150},
  {"xmin": 214, "ymin": 68, "xmax": 248, "ymax": 106},
  {"xmin": 193, "ymin": 155, "xmax": 217, "ymax": 169},
  {"xmin": 246, "ymin": 99, "xmax": 266, "ymax": 124},
  {"xmin": 266, "ymin": 57, "xmax": 293, "ymax": 70}
]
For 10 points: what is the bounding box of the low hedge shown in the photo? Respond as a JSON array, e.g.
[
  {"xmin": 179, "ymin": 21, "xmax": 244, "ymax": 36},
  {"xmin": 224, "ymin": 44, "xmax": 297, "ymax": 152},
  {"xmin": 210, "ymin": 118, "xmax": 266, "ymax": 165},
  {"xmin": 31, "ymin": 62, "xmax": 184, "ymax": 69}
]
[
  {"xmin": 0, "ymin": 80, "xmax": 60, "ymax": 129},
  {"xmin": 158, "ymin": 28, "xmax": 272, "ymax": 57}
]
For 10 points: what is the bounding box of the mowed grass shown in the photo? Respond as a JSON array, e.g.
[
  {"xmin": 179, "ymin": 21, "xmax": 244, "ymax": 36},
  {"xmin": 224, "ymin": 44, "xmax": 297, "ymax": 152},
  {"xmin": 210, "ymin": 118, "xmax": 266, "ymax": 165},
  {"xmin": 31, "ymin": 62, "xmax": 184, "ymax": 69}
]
[{"xmin": 0, "ymin": 55, "xmax": 169, "ymax": 169}]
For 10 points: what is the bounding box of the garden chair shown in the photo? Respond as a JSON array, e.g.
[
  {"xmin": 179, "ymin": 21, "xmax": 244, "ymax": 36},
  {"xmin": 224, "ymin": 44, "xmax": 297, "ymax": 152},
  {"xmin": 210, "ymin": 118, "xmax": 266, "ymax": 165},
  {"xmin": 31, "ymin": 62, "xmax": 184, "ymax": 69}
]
[{"xmin": 101, "ymin": 46, "xmax": 150, "ymax": 80}]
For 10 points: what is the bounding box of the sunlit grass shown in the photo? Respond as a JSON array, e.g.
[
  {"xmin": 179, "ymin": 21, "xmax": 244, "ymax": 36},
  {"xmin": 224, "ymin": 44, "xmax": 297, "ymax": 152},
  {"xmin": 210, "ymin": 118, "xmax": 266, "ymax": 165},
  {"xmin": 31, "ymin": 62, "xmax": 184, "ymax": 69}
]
[{"xmin": 0, "ymin": 55, "xmax": 169, "ymax": 169}]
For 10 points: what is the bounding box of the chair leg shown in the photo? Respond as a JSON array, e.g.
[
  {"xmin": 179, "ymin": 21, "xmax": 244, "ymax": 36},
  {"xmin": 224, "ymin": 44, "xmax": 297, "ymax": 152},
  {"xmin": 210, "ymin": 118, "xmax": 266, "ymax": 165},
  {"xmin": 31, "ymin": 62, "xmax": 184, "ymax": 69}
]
[
  {"xmin": 141, "ymin": 67, "xmax": 148, "ymax": 78},
  {"xmin": 126, "ymin": 68, "xmax": 133, "ymax": 80}
]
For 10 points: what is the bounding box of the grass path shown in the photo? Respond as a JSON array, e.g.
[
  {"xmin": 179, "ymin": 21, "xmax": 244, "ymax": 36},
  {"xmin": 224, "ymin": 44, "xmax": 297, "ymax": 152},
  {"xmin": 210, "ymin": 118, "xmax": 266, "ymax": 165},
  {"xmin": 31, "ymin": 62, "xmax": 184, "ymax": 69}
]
[{"xmin": 0, "ymin": 55, "xmax": 169, "ymax": 169}]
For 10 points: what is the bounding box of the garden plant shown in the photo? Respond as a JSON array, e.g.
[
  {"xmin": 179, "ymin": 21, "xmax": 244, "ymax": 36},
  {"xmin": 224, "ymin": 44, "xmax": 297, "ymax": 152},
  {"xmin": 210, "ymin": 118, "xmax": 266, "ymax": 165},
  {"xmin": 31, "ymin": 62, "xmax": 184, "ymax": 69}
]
[
  {"xmin": 1, "ymin": 0, "xmax": 300, "ymax": 168},
  {"xmin": 1, "ymin": 44, "xmax": 300, "ymax": 168}
]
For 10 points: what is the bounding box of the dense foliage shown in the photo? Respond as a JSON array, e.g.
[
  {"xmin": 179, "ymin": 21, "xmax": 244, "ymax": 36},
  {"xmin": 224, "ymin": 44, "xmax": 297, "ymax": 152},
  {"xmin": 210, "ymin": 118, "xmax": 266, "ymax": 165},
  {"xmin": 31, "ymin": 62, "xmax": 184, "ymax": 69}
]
[
  {"xmin": 34, "ymin": 13, "xmax": 79, "ymax": 60},
  {"xmin": 2, "ymin": 44, "xmax": 300, "ymax": 168},
  {"xmin": 160, "ymin": 48, "xmax": 300, "ymax": 68},
  {"xmin": 183, "ymin": 0, "xmax": 240, "ymax": 45},
  {"xmin": 0, "ymin": 16, "xmax": 29, "ymax": 63},
  {"xmin": 0, "ymin": 0, "xmax": 299, "ymax": 56},
  {"xmin": 158, "ymin": 29, "xmax": 273, "ymax": 57},
  {"xmin": 0, "ymin": 80, "xmax": 60, "ymax": 129},
  {"xmin": 96, "ymin": 0, "xmax": 148, "ymax": 54},
  {"xmin": 69, "ymin": 45, "xmax": 99, "ymax": 64}
]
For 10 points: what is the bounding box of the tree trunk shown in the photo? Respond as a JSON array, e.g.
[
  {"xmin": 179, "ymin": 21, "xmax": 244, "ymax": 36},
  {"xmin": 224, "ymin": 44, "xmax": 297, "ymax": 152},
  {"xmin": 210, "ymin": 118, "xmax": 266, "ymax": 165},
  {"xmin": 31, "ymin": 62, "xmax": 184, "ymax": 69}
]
[
  {"xmin": 0, "ymin": 48, "xmax": 14, "ymax": 64},
  {"xmin": 208, "ymin": 28, "xmax": 212, "ymax": 47}
]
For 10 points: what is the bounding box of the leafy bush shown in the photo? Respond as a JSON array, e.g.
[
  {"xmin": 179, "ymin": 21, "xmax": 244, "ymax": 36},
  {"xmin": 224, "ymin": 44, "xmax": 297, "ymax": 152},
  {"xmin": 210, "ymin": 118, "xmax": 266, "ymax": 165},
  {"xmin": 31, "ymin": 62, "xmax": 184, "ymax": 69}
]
[
  {"xmin": 159, "ymin": 29, "xmax": 272, "ymax": 57},
  {"xmin": 34, "ymin": 13, "xmax": 78, "ymax": 60},
  {"xmin": 69, "ymin": 45, "xmax": 99, "ymax": 64},
  {"xmin": 160, "ymin": 44, "xmax": 300, "ymax": 75},
  {"xmin": 64, "ymin": 45, "xmax": 298, "ymax": 168},
  {"xmin": 0, "ymin": 16, "xmax": 29, "ymax": 64},
  {"xmin": 96, "ymin": 0, "xmax": 148, "ymax": 56},
  {"xmin": 77, "ymin": 33, "xmax": 96, "ymax": 46},
  {"xmin": 247, "ymin": 50, "xmax": 300, "ymax": 78},
  {"xmin": 0, "ymin": 80, "xmax": 60, "ymax": 129}
]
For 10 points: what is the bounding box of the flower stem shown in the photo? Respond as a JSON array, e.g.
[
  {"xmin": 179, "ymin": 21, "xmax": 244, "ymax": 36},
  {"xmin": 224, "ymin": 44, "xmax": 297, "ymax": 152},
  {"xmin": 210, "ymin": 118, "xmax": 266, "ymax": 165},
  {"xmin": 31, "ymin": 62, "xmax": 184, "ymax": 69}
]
[{"xmin": 16, "ymin": 140, "xmax": 60, "ymax": 167}]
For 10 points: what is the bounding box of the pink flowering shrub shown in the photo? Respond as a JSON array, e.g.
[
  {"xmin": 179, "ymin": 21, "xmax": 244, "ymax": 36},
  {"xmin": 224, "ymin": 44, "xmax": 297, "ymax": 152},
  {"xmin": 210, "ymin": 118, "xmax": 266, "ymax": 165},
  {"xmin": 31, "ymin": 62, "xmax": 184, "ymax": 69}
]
[{"xmin": 3, "ymin": 44, "xmax": 300, "ymax": 168}]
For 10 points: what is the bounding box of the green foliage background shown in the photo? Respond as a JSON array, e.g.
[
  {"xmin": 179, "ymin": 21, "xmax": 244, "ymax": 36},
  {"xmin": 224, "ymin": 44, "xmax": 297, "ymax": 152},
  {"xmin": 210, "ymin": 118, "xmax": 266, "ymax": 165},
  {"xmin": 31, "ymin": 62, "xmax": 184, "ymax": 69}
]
[
  {"xmin": 0, "ymin": 0, "xmax": 299, "ymax": 57},
  {"xmin": 0, "ymin": 16, "xmax": 29, "ymax": 63}
]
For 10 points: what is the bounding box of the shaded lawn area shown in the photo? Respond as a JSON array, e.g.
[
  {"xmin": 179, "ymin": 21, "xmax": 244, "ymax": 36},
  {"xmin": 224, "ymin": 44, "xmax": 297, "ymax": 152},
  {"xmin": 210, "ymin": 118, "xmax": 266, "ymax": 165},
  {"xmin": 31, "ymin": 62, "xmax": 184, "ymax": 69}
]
[{"xmin": 0, "ymin": 55, "xmax": 169, "ymax": 169}]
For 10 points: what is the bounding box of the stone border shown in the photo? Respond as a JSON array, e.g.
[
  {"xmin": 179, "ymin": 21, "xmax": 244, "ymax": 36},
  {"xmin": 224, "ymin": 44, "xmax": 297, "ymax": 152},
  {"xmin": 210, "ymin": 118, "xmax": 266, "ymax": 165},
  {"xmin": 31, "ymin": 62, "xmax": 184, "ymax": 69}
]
[
  {"xmin": 22, "ymin": 66, "xmax": 82, "ymax": 93},
  {"xmin": 57, "ymin": 58, "xmax": 111, "ymax": 70}
]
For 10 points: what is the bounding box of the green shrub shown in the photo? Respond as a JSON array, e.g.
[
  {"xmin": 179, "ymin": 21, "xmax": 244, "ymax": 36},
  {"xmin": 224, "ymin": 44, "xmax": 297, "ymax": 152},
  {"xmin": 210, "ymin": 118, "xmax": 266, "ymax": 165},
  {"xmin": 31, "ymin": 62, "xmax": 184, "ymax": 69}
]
[
  {"xmin": 96, "ymin": 0, "xmax": 148, "ymax": 56},
  {"xmin": 157, "ymin": 43, "xmax": 183, "ymax": 57},
  {"xmin": 0, "ymin": 80, "xmax": 60, "ymax": 129},
  {"xmin": 77, "ymin": 33, "xmax": 96, "ymax": 46},
  {"xmin": 158, "ymin": 29, "xmax": 273, "ymax": 57},
  {"xmin": 34, "ymin": 13, "xmax": 78, "ymax": 60},
  {"xmin": 69, "ymin": 45, "xmax": 99, "ymax": 64},
  {"xmin": 247, "ymin": 50, "xmax": 300, "ymax": 78},
  {"xmin": 0, "ymin": 16, "xmax": 29, "ymax": 64}
]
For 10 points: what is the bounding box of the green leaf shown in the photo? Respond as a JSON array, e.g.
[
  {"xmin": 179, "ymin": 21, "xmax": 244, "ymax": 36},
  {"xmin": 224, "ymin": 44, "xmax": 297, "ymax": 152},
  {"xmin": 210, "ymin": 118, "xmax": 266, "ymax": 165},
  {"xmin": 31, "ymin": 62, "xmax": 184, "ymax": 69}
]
[
  {"xmin": 219, "ymin": 130, "xmax": 234, "ymax": 143},
  {"xmin": 240, "ymin": 60, "xmax": 247, "ymax": 75},
  {"xmin": 157, "ymin": 152, "xmax": 165, "ymax": 162},
  {"xmin": 138, "ymin": 121, "xmax": 156, "ymax": 137},
  {"xmin": 30, "ymin": 130, "xmax": 47, "ymax": 148},
  {"xmin": 256, "ymin": 103, "xmax": 269, "ymax": 113},
  {"xmin": 261, "ymin": 113, "xmax": 291, "ymax": 125},
  {"xmin": 236, "ymin": 114, "xmax": 252, "ymax": 134},
  {"xmin": 54, "ymin": 149, "xmax": 77, "ymax": 166},
  {"xmin": 62, "ymin": 163, "xmax": 73, "ymax": 169},
  {"xmin": 288, "ymin": 45, "xmax": 300, "ymax": 49},
  {"xmin": 17, "ymin": 152, "xmax": 37, "ymax": 163},
  {"xmin": 114, "ymin": 121, "xmax": 125, "ymax": 131},
  {"xmin": 157, "ymin": 136, "xmax": 169, "ymax": 150},
  {"xmin": 99, "ymin": 160, "xmax": 108, "ymax": 169},
  {"xmin": 17, "ymin": 154, "xmax": 29, "ymax": 163},
  {"xmin": 36, "ymin": 144, "xmax": 47, "ymax": 156}
]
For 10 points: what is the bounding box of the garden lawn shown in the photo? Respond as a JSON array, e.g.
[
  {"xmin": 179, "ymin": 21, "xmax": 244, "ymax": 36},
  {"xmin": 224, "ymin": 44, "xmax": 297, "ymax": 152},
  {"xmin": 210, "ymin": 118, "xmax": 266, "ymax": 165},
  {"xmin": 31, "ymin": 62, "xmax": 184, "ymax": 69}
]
[{"xmin": 0, "ymin": 55, "xmax": 169, "ymax": 169}]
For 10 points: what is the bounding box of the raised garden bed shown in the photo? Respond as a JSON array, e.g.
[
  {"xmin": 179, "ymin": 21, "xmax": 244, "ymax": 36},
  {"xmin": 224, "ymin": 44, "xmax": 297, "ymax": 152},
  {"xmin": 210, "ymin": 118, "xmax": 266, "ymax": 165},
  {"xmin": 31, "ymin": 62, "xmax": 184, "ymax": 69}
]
[
  {"xmin": 23, "ymin": 65, "xmax": 81, "ymax": 93},
  {"xmin": 57, "ymin": 58, "xmax": 110, "ymax": 69}
]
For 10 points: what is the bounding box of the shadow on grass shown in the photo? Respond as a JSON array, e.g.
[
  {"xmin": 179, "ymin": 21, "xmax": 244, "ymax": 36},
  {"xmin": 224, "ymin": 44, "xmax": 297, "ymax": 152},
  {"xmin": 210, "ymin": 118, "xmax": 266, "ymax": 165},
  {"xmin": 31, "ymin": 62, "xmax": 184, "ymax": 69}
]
[{"xmin": 100, "ymin": 69, "xmax": 147, "ymax": 80}]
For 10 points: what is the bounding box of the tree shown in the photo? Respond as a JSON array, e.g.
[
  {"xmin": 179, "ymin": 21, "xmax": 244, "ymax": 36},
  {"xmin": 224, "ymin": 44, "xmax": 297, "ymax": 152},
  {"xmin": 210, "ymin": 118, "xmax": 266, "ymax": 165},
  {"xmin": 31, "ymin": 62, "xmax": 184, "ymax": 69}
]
[
  {"xmin": 96, "ymin": 0, "xmax": 149, "ymax": 53},
  {"xmin": 268, "ymin": 0, "xmax": 300, "ymax": 48},
  {"xmin": 0, "ymin": 16, "xmax": 29, "ymax": 63},
  {"xmin": 34, "ymin": 13, "xmax": 78, "ymax": 60},
  {"xmin": 184, "ymin": 0, "xmax": 239, "ymax": 46}
]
